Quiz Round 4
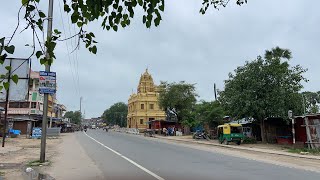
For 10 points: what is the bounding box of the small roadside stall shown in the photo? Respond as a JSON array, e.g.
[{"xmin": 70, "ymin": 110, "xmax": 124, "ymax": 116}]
[{"xmin": 146, "ymin": 120, "xmax": 182, "ymax": 136}]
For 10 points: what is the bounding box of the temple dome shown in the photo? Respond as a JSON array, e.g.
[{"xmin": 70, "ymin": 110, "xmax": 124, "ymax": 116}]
[{"xmin": 137, "ymin": 69, "xmax": 155, "ymax": 93}]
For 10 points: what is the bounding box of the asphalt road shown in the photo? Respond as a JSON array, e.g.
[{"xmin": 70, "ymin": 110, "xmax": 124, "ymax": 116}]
[{"xmin": 77, "ymin": 129, "xmax": 320, "ymax": 180}]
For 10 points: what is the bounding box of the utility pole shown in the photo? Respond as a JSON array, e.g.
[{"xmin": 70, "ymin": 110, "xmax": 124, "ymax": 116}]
[
  {"xmin": 214, "ymin": 83, "xmax": 217, "ymax": 101},
  {"xmin": 40, "ymin": 0, "xmax": 54, "ymax": 163},
  {"xmin": 2, "ymin": 60, "xmax": 11, "ymax": 147},
  {"xmin": 80, "ymin": 97, "xmax": 82, "ymax": 114}
]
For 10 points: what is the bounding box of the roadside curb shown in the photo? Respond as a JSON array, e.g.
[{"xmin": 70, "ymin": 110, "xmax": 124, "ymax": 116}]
[{"xmin": 154, "ymin": 136, "xmax": 320, "ymax": 161}]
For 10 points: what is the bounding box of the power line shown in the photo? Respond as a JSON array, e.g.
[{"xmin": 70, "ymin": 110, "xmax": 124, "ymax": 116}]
[{"xmin": 58, "ymin": 0, "xmax": 79, "ymax": 97}]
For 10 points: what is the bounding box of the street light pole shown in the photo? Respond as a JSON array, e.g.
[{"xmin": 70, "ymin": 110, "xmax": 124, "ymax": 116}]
[{"xmin": 40, "ymin": 0, "xmax": 54, "ymax": 163}]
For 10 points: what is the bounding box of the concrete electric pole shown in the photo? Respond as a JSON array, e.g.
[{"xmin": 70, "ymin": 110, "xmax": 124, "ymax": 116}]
[{"xmin": 40, "ymin": 0, "xmax": 54, "ymax": 163}]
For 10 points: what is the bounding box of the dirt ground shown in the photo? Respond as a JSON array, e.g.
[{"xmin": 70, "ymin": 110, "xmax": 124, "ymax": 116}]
[{"xmin": 0, "ymin": 135, "xmax": 62, "ymax": 180}]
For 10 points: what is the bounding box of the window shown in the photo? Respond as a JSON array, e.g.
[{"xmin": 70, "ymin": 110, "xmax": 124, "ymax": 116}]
[
  {"xmin": 9, "ymin": 102, "xmax": 31, "ymax": 108},
  {"xmin": 231, "ymin": 126, "xmax": 243, "ymax": 133},
  {"xmin": 31, "ymin": 102, "xmax": 37, "ymax": 108},
  {"xmin": 149, "ymin": 104, "xmax": 154, "ymax": 110},
  {"xmin": 140, "ymin": 119, "xmax": 144, "ymax": 124},
  {"xmin": 9, "ymin": 102, "xmax": 19, "ymax": 108},
  {"xmin": 141, "ymin": 104, "xmax": 144, "ymax": 109}
]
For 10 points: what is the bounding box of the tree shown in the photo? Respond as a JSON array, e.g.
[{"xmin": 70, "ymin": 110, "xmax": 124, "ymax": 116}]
[
  {"xmin": 195, "ymin": 101, "xmax": 225, "ymax": 128},
  {"xmin": 302, "ymin": 91, "xmax": 320, "ymax": 114},
  {"xmin": 158, "ymin": 81, "xmax": 198, "ymax": 127},
  {"xmin": 101, "ymin": 102, "xmax": 127, "ymax": 127},
  {"xmin": 64, "ymin": 110, "xmax": 82, "ymax": 124},
  {"xmin": 219, "ymin": 47, "xmax": 307, "ymax": 142},
  {"xmin": 0, "ymin": 0, "xmax": 247, "ymax": 90}
]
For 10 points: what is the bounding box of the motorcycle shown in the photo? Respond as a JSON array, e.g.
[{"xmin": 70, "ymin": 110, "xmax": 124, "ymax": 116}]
[
  {"xmin": 84, "ymin": 128, "xmax": 87, "ymax": 132},
  {"xmin": 193, "ymin": 130, "xmax": 210, "ymax": 140}
]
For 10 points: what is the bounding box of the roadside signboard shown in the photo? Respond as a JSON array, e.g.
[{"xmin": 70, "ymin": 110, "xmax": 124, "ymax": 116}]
[
  {"xmin": 32, "ymin": 127, "xmax": 42, "ymax": 139},
  {"xmin": 39, "ymin": 71, "xmax": 56, "ymax": 94}
]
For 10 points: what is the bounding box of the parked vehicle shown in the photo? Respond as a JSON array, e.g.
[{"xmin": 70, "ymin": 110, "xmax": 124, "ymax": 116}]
[
  {"xmin": 193, "ymin": 130, "xmax": 210, "ymax": 140},
  {"xmin": 217, "ymin": 123, "xmax": 244, "ymax": 145},
  {"xmin": 144, "ymin": 129, "xmax": 154, "ymax": 137},
  {"xmin": 91, "ymin": 125, "xmax": 96, "ymax": 129}
]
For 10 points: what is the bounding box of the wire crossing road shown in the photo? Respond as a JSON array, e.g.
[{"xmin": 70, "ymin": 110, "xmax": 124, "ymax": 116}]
[{"xmin": 77, "ymin": 130, "xmax": 320, "ymax": 180}]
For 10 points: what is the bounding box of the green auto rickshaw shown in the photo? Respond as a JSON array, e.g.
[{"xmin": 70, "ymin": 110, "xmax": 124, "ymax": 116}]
[{"xmin": 217, "ymin": 123, "xmax": 244, "ymax": 145}]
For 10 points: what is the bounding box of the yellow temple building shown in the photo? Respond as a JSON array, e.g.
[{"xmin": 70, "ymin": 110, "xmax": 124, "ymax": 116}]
[{"xmin": 127, "ymin": 69, "xmax": 166, "ymax": 130}]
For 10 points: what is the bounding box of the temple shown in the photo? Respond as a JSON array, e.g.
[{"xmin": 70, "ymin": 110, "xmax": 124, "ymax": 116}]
[{"xmin": 127, "ymin": 69, "xmax": 166, "ymax": 130}]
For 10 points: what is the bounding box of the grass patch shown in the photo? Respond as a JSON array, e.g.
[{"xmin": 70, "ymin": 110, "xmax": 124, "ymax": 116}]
[
  {"xmin": 27, "ymin": 160, "xmax": 51, "ymax": 167},
  {"xmin": 287, "ymin": 148, "xmax": 320, "ymax": 155},
  {"xmin": 0, "ymin": 171, "xmax": 5, "ymax": 176},
  {"xmin": 242, "ymin": 137, "xmax": 257, "ymax": 144}
]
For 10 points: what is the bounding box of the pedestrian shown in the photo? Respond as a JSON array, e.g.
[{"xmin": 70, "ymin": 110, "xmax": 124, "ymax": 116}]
[
  {"xmin": 172, "ymin": 126, "xmax": 175, "ymax": 136},
  {"xmin": 163, "ymin": 127, "xmax": 167, "ymax": 136}
]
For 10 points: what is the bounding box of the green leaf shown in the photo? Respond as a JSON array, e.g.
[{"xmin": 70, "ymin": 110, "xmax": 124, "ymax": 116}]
[
  {"xmin": 5, "ymin": 66, "xmax": 11, "ymax": 71},
  {"xmin": 154, "ymin": 18, "xmax": 160, "ymax": 26},
  {"xmin": 138, "ymin": 0, "xmax": 143, "ymax": 6},
  {"xmin": 77, "ymin": 22, "xmax": 83, "ymax": 27},
  {"xmin": 71, "ymin": 12, "xmax": 79, "ymax": 23},
  {"xmin": 106, "ymin": 26, "xmax": 111, "ymax": 30},
  {"xmin": 36, "ymin": 51, "xmax": 43, "ymax": 58},
  {"xmin": 12, "ymin": 74, "xmax": 19, "ymax": 84},
  {"xmin": 146, "ymin": 21, "xmax": 151, "ymax": 28},
  {"xmin": 92, "ymin": 45, "xmax": 97, "ymax": 54},
  {"xmin": 113, "ymin": 25, "xmax": 118, "ymax": 32},
  {"xmin": 159, "ymin": 4, "xmax": 164, "ymax": 11},
  {"xmin": 0, "ymin": 37, "xmax": 5, "ymax": 45},
  {"xmin": 0, "ymin": 54, "xmax": 7, "ymax": 63},
  {"xmin": 26, "ymin": 5, "xmax": 35, "ymax": 11},
  {"xmin": 89, "ymin": 32, "xmax": 95, "ymax": 38},
  {"xmin": 40, "ymin": 58, "xmax": 46, "ymax": 65},
  {"xmin": 64, "ymin": 4, "xmax": 71, "ymax": 13},
  {"xmin": 0, "ymin": 86, "xmax": 3, "ymax": 91},
  {"xmin": 39, "ymin": 11, "xmax": 46, "ymax": 18},
  {"xmin": 4, "ymin": 45, "xmax": 15, "ymax": 54},
  {"xmin": 54, "ymin": 29, "xmax": 61, "ymax": 34},
  {"xmin": 3, "ymin": 82, "xmax": 9, "ymax": 91},
  {"xmin": 21, "ymin": 0, "xmax": 28, "ymax": 5},
  {"xmin": 143, "ymin": 15, "xmax": 146, "ymax": 23}
]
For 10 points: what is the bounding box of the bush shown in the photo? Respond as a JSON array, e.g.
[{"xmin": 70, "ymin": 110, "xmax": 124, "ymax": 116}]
[{"xmin": 242, "ymin": 137, "xmax": 257, "ymax": 144}]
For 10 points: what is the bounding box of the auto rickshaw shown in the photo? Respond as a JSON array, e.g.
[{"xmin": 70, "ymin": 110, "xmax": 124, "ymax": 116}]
[{"xmin": 217, "ymin": 123, "xmax": 244, "ymax": 145}]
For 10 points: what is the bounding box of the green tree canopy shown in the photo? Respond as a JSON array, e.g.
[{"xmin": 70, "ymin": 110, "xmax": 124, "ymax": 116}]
[
  {"xmin": 219, "ymin": 47, "xmax": 307, "ymax": 141},
  {"xmin": 101, "ymin": 102, "xmax": 127, "ymax": 127},
  {"xmin": 158, "ymin": 81, "xmax": 198, "ymax": 126},
  {"xmin": 194, "ymin": 101, "xmax": 225, "ymax": 128},
  {"xmin": 64, "ymin": 110, "xmax": 82, "ymax": 125},
  {"xmin": 302, "ymin": 91, "xmax": 320, "ymax": 114}
]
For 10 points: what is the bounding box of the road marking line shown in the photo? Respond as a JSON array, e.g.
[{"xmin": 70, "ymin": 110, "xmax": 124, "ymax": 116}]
[{"xmin": 84, "ymin": 132, "xmax": 165, "ymax": 180}]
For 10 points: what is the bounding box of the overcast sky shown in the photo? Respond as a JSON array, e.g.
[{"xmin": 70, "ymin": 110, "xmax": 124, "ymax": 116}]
[{"xmin": 1, "ymin": 1, "xmax": 319, "ymax": 118}]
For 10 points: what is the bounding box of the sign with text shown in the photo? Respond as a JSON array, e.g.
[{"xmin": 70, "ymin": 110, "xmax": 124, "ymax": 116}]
[
  {"xmin": 39, "ymin": 71, "xmax": 56, "ymax": 94},
  {"xmin": 32, "ymin": 127, "xmax": 42, "ymax": 139}
]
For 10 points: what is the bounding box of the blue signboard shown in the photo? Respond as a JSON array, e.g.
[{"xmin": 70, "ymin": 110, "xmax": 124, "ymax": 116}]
[
  {"xmin": 32, "ymin": 127, "xmax": 42, "ymax": 139},
  {"xmin": 39, "ymin": 71, "xmax": 56, "ymax": 94}
]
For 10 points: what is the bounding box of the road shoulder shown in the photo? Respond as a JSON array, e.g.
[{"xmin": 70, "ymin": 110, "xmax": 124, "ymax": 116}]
[{"xmin": 45, "ymin": 132, "xmax": 104, "ymax": 180}]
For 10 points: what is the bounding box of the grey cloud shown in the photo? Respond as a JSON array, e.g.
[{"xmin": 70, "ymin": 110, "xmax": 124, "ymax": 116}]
[{"xmin": 1, "ymin": 0, "xmax": 320, "ymax": 117}]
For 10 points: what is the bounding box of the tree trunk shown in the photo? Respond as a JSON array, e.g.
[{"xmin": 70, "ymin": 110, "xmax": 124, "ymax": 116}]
[{"xmin": 260, "ymin": 120, "xmax": 266, "ymax": 142}]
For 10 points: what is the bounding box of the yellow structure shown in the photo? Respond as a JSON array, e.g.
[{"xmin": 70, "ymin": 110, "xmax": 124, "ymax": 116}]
[{"xmin": 127, "ymin": 69, "xmax": 166, "ymax": 130}]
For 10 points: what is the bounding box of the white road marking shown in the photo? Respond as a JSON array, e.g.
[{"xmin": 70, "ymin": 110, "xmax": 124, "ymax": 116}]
[{"xmin": 84, "ymin": 132, "xmax": 165, "ymax": 180}]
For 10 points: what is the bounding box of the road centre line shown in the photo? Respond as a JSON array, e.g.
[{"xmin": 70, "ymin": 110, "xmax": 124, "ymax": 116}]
[{"xmin": 84, "ymin": 132, "xmax": 165, "ymax": 180}]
